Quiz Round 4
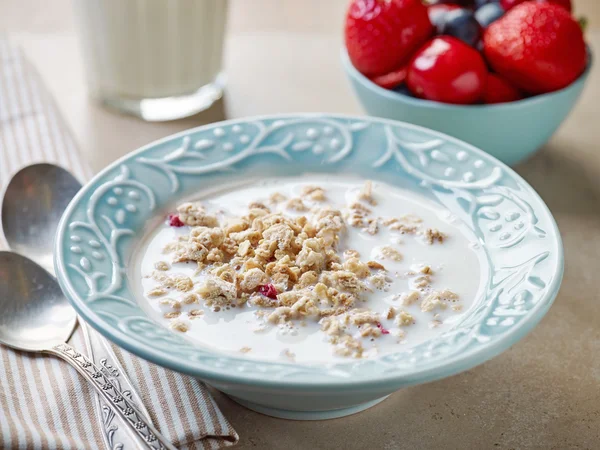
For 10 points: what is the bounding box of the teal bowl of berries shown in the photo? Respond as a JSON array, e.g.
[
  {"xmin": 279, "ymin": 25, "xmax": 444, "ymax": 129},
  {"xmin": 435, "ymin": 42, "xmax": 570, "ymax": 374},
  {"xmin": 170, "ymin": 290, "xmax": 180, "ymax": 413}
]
[{"xmin": 342, "ymin": 0, "xmax": 591, "ymax": 166}]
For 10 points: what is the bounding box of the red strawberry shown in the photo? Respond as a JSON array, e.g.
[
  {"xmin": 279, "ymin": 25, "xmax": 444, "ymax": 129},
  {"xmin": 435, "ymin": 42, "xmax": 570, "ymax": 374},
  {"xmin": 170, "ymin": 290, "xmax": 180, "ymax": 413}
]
[
  {"xmin": 345, "ymin": 0, "xmax": 433, "ymax": 77},
  {"xmin": 407, "ymin": 36, "xmax": 487, "ymax": 104},
  {"xmin": 483, "ymin": 3, "xmax": 586, "ymax": 94},
  {"xmin": 483, "ymin": 74, "xmax": 523, "ymax": 104},
  {"xmin": 548, "ymin": 0, "xmax": 572, "ymax": 11},
  {"xmin": 500, "ymin": 0, "xmax": 521, "ymax": 7},
  {"xmin": 501, "ymin": 0, "xmax": 572, "ymax": 12},
  {"xmin": 370, "ymin": 66, "xmax": 407, "ymax": 89}
]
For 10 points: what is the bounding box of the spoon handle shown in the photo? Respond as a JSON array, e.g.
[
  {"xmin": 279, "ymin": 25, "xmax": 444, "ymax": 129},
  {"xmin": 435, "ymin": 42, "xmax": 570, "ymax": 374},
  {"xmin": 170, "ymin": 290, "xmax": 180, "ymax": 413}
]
[
  {"xmin": 48, "ymin": 343, "xmax": 178, "ymax": 450},
  {"xmin": 82, "ymin": 321, "xmax": 157, "ymax": 450}
]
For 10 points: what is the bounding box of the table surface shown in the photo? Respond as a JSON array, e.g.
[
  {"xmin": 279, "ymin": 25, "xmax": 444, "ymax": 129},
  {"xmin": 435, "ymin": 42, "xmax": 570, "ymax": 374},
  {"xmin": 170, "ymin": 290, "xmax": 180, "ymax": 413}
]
[{"xmin": 2, "ymin": 1, "xmax": 600, "ymax": 448}]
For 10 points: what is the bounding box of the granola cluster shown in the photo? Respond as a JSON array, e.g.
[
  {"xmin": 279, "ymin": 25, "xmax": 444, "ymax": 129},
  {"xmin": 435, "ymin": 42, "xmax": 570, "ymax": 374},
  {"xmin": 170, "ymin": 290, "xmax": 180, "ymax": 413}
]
[
  {"xmin": 343, "ymin": 182, "xmax": 446, "ymax": 243},
  {"xmin": 147, "ymin": 182, "xmax": 462, "ymax": 359},
  {"xmin": 159, "ymin": 189, "xmax": 379, "ymax": 321}
]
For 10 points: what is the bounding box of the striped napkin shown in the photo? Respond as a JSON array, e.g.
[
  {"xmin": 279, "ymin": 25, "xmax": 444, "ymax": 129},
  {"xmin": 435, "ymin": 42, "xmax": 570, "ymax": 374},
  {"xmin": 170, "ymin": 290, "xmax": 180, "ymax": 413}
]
[{"xmin": 0, "ymin": 39, "xmax": 239, "ymax": 450}]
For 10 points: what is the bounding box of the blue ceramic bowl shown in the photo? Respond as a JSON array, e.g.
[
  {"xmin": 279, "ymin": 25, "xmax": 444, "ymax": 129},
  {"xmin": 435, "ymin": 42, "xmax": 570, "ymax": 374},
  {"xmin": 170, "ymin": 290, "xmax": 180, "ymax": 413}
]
[
  {"xmin": 55, "ymin": 114, "xmax": 563, "ymax": 420},
  {"xmin": 342, "ymin": 49, "xmax": 592, "ymax": 166}
]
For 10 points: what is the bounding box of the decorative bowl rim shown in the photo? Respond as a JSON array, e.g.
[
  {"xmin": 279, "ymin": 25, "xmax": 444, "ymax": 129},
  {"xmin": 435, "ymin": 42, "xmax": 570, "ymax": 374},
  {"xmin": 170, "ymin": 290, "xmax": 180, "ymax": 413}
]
[
  {"xmin": 340, "ymin": 47, "xmax": 593, "ymax": 111},
  {"xmin": 54, "ymin": 113, "xmax": 563, "ymax": 389}
]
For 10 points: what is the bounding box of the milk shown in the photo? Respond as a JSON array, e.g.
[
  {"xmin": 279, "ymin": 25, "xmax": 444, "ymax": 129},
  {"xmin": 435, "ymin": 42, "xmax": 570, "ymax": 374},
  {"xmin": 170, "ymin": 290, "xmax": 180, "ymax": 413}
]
[
  {"xmin": 133, "ymin": 176, "xmax": 484, "ymax": 364},
  {"xmin": 73, "ymin": 0, "xmax": 228, "ymax": 117}
]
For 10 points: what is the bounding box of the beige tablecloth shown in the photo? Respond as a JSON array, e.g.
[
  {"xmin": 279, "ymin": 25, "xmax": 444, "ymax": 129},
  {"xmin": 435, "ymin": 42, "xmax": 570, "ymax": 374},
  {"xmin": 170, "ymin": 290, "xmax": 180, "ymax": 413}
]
[{"xmin": 0, "ymin": 39, "xmax": 239, "ymax": 450}]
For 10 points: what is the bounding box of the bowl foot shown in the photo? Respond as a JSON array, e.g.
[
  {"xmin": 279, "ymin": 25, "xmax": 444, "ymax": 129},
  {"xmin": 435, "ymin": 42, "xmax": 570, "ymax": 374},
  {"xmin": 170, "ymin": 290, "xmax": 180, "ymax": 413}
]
[{"xmin": 227, "ymin": 394, "xmax": 390, "ymax": 420}]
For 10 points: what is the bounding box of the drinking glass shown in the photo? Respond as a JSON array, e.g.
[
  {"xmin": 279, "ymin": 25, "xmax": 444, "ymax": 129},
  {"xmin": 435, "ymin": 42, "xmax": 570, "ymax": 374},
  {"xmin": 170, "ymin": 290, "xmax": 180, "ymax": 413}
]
[{"xmin": 73, "ymin": 0, "xmax": 228, "ymax": 121}]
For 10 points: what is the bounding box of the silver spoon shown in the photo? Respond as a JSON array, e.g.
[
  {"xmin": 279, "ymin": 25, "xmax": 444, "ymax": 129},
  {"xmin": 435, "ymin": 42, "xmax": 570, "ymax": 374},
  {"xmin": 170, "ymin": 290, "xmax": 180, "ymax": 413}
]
[
  {"xmin": 0, "ymin": 252, "xmax": 175, "ymax": 449},
  {"xmin": 1, "ymin": 164, "xmax": 176, "ymax": 450},
  {"xmin": 1, "ymin": 163, "xmax": 81, "ymax": 274}
]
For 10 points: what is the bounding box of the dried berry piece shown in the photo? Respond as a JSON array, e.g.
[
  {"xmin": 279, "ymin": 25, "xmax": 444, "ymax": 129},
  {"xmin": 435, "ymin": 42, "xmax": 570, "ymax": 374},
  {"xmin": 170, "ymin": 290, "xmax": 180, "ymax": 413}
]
[
  {"xmin": 258, "ymin": 283, "xmax": 278, "ymax": 299},
  {"xmin": 168, "ymin": 214, "xmax": 185, "ymax": 227},
  {"xmin": 376, "ymin": 322, "xmax": 390, "ymax": 335}
]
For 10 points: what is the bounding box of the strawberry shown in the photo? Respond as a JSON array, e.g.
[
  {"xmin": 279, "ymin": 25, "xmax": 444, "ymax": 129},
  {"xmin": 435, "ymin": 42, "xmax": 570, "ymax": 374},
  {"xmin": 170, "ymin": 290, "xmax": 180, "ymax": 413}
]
[
  {"xmin": 548, "ymin": 0, "xmax": 573, "ymax": 11},
  {"xmin": 483, "ymin": 3, "xmax": 586, "ymax": 94},
  {"xmin": 406, "ymin": 36, "xmax": 487, "ymax": 104},
  {"xmin": 370, "ymin": 66, "xmax": 407, "ymax": 89},
  {"xmin": 345, "ymin": 0, "xmax": 433, "ymax": 77},
  {"xmin": 501, "ymin": 0, "xmax": 572, "ymax": 13},
  {"xmin": 483, "ymin": 74, "xmax": 523, "ymax": 104}
]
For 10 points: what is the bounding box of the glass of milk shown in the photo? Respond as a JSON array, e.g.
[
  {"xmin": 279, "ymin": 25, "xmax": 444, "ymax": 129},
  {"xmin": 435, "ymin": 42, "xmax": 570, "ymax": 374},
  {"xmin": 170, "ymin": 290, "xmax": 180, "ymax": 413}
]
[{"xmin": 73, "ymin": 0, "xmax": 228, "ymax": 121}]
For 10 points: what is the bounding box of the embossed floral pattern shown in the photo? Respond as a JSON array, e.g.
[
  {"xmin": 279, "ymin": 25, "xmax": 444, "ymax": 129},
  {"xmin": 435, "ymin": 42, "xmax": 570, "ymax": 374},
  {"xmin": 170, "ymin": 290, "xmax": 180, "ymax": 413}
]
[{"xmin": 137, "ymin": 118, "xmax": 369, "ymax": 193}]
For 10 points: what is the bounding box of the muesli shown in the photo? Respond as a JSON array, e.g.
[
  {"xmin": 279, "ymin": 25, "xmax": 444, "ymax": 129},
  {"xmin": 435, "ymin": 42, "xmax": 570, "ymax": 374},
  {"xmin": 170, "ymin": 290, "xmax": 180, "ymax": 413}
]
[{"xmin": 137, "ymin": 178, "xmax": 480, "ymax": 363}]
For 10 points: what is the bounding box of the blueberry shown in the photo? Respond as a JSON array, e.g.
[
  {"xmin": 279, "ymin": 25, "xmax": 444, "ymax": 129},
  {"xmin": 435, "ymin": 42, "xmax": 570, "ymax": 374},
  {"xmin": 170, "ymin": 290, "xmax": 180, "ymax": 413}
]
[
  {"xmin": 392, "ymin": 84, "xmax": 414, "ymax": 97},
  {"xmin": 475, "ymin": 3, "xmax": 505, "ymax": 28},
  {"xmin": 439, "ymin": 9, "xmax": 482, "ymax": 48},
  {"xmin": 474, "ymin": 0, "xmax": 500, "ymax": 9}
]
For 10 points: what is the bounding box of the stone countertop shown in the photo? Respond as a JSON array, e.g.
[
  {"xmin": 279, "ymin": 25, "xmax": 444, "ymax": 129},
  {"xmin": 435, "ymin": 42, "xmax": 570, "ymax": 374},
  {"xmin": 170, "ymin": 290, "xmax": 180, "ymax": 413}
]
[{"xmin": 2, "ymin": 1, "xmax": 599, "ymax": 448}]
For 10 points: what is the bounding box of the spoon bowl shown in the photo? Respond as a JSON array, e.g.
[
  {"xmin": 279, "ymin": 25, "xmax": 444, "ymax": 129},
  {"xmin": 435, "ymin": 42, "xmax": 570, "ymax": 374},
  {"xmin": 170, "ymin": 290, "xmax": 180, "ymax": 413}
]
[
  {"xmin": 1, "ymin": 163, "xmax": 81, "ymax": 273},
  {"xmin": 0, "ymin": 254, "xmax": 172, "ymax": 449},
  {"xmin": 0, "ymin": 251, "xmax": 76, "ymax": 351}
]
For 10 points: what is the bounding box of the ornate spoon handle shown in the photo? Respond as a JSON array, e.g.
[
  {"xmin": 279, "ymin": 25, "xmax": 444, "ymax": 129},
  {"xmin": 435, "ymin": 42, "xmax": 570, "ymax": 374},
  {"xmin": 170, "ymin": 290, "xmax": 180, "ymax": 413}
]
[
  {"xmin": 48, "ymin": 343, "xmax": 177, "ymax": 450},
  {"xmin": 82, "ymin": 320, "xmax": 155, "ymax": 450}
]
